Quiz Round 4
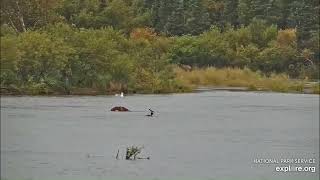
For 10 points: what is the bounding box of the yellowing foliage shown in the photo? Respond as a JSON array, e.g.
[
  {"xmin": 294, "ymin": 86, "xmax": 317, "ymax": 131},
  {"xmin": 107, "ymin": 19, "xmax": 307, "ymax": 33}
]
[
  {"xmin": 130, "ymin": 28, "xmax": 157, "ymax": 42},
  {"xmin": 276, "ymin": 29, "xmax": 297, "ymax": 47}
]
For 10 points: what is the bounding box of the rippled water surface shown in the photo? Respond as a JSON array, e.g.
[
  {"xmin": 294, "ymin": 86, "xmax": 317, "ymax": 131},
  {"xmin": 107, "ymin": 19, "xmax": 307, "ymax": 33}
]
[{"xmin": 1, "ymin": 91, "xmax": 319, "ymax": 179}]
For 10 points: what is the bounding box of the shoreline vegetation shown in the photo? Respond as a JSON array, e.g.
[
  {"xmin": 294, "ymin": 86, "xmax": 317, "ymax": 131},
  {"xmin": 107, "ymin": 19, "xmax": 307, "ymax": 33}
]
[
  {"xmin": 1, "ymin": 1, "xmax": 319, "ymax": 96},
  {"xmin": 175, "ymin": 67, "xmax": 320, "ymax": 94},
  {"xmin": 1, "ymin": 67, "xmax": 319, "ymax": 95}
]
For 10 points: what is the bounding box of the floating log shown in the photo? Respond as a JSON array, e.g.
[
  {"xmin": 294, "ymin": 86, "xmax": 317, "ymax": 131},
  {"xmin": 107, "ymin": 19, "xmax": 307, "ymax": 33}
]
[
  {"xmin": 125, "ymin": 146, "xmax": 143, "ymax": 160},
  {"xmin": 111, "ymin": 106, "xmax": 130, "ymax": 112}
]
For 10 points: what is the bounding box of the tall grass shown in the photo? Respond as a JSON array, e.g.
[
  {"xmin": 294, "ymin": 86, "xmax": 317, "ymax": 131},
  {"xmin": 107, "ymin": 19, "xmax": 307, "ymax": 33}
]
[
  {"xmin": 311, "ymin": 83, "xmax": 320, "ymax": 94},
  {"xmin": 175, "ymin": 67, "xmax": 311, "ymax": 93}
]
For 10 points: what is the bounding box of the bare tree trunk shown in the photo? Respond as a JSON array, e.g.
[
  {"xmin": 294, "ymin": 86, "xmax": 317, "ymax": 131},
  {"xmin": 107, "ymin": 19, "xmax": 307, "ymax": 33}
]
[{"xmin": 15, "ymin": 1, "xmax": 26, "ymax": 32}]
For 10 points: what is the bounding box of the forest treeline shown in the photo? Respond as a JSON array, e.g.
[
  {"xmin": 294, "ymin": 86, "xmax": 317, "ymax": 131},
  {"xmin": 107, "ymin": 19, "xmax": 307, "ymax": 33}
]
[{"xmin": 1, "ymin": 0, "xmax": 319, "ymax": 94}]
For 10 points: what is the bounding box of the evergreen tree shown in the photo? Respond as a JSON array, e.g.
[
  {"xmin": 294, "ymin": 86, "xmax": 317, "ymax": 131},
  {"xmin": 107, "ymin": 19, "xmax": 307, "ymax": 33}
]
[
  {"xmin": 153, "ymin": 0, "xmax": 178, "ymax": 32},
  {"xmin": 203, "ymin": 0, "xmax": 225, "ymax": 30},
  {"xmin": 223, "ymin": 0, "xmax": 240, "ymax": 27},
  {"xmin": 164, "ymin": 3, "xmax": 185, "ymax": 36},
  {"xmin": 238, "ymin": 0, "xmax": 255, "ymax": 25},
  {"xmin": 289, "ymin": 0, "xmax": 319, "ymax": 49},
  {"xmin": 269, "ymin": 0, "xmax": 291, "ymax": 29},
  {"xmin": 184, "ymin": 0, "xmax": 210, "ymax": 35}
]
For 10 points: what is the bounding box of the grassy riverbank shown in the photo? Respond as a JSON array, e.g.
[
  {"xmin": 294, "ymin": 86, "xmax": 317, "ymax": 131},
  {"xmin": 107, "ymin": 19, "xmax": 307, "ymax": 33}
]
[
  {"xmin": 1, "ymin": 67, "xmax": 319, "ymax": 95},
  {"xmin": 175, "ymin": 67, "xmax": 320, "ymax": 94}
]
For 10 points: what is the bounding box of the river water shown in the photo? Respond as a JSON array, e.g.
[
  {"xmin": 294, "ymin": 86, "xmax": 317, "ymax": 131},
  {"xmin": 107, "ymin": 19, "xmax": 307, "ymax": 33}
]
[{"xmin": 1, "ymin": 91, "xmax": 319, "ymax": 180}]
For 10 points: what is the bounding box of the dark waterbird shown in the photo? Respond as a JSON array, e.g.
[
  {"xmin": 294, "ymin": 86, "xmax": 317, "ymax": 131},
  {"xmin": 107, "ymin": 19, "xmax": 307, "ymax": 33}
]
[{"xmin": 146, "ymin": 108, "xmax": 154, "ymax": 117}]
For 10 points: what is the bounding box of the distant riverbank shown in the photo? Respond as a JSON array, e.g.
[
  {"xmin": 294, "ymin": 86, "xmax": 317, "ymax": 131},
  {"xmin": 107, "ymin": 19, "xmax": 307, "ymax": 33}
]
[
  {"xmin": 175, "ymin": 67, "xmax": 320, "ymax": 95},
  {"xmin": 1, "ymin": 67, "xmax": 319, "ymax": 96}
]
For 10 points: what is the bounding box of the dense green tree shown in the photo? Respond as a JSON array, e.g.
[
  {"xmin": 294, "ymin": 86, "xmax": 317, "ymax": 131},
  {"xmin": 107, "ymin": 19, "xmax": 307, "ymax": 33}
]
[
  {"xmin": 164, "ymin": 4, "xmax": 185, "ymax": 36},
  {"xmin": 201, "ymin": 0, "xmax": 225, "ymax": 30},
  {"xmin": 247, "ymin": 19, "xmax": 278, "ymax": 48},
  {"xmin": 184, "ymin": 0, "xmax": 210, "ymax": 35},
  {"xmin": 223, "ymin": 0, "xmax": 239, "ymax": 27},
  {"xmin": 1, "ymin": 0, "xmax": 61, "ymax": 32},
  {"xmin": 0, "ymin": 35, "xmax": 20, "ymax": 86},
  {"xmin": 238, "ymin": 0, "xmax": 255, "ymax": 25},
  {"xmin": 288, "ymin": 0, "xmax": 319, "ymax": 49},
  {"xmin": 154, "ymin": 0, "xmax": 180, "ymax": 33},
  {"xmin": 17, "ymin": 31, "xmax": 74, "ymax": 86}
]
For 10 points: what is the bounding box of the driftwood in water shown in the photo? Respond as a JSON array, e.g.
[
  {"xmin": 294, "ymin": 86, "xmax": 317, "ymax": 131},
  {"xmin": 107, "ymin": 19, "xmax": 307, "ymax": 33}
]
[
  {"xmin": 110, "ymin": 106, "xmax": 130, "ymax": 112},
  {"xmin": 115, "ymin": 146, "xmax": 150, "ymax": 160},
  {"xmin": 126, "ymin": 146, "xmax": 142, "ymax": 160}
]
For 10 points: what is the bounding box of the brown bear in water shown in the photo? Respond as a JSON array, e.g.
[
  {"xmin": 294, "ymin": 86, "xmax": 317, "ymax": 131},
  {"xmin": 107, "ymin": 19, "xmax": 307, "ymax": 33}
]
[{"xmin": 110, "ymin": 106, "xmax": 130, "ymax": 112}]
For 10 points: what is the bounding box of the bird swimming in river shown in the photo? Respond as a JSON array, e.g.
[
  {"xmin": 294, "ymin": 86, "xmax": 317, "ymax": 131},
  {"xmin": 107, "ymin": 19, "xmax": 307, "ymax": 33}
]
[{"xmin": 146, "ymin": 108, "xmax": 154, "ymax": 117}]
